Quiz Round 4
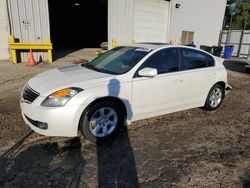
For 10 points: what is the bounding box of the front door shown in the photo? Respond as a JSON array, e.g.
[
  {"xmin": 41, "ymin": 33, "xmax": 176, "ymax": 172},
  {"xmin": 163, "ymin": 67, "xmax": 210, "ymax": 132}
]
[{"xmin": 132, "ymin": 48, "xmax": 183, "ymax": 121}]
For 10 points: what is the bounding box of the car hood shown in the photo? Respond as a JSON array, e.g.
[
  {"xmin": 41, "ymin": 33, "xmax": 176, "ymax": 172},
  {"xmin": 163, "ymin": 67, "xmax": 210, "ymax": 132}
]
[{"xmin": 28, "ymin": 64, "xmax": 115, "ymax": 96}]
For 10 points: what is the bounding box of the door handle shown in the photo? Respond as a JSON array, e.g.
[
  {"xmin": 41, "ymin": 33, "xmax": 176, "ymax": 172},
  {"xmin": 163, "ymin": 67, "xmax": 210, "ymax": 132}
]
[
  {"xmin": 210, "ymin": 72, "xmax": 216, "ymax": 76},
  {"xmin": 173, "ymin": 79, "xmax": 183, "ymax": 84}
]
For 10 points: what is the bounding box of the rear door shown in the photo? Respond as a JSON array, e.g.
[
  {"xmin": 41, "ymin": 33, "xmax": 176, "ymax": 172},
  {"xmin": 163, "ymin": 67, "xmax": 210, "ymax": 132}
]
[{"xmin": 179, "ymin": 48, "xmax": 216, "ymax": 108}]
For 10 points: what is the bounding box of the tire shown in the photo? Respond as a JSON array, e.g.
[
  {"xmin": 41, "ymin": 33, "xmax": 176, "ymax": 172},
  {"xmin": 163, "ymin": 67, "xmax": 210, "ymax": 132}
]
[
  {"xmin": 204, "ymin": 84, "xmax": 225, "ymax": 111},
  {"xmin": 79, "ymin": 101, "xmax": 123, "ymax": 143}
]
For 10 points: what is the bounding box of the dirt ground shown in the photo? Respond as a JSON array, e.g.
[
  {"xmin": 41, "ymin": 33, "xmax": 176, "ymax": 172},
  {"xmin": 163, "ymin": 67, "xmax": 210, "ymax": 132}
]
[{"xmin": 0, "ymin": 51, "xmax": 250, "ymax": 187}]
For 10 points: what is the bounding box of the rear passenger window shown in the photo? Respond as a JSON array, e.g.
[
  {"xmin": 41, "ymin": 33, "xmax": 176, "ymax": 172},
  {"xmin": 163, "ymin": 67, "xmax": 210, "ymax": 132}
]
[
  {"xmin": 207, "ymin": 54, "xmax": 215, "ymax": 67},
  {"xmin": 181, "ymin": 48, "xmax": 214, "ymax": 70}
]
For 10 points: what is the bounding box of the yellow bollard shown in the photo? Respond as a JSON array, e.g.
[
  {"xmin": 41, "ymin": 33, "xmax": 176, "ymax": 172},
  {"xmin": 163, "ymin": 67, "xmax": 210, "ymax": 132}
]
[
  {"xmin": 96, "ymin": 49, "xmax": 101, "ymax": 56},
  {"xmin": 10, "ymin": 35, "xmax": 17, "ymax": 64},
  {"xmin": 47, "ymin": 37, "xmax": 53, "ymax": 63},
  {"xmin": 132, "ymin": 38, "xmax": 137, "ymax": 44},
  {"xmin": 10, "ymin": 35, "xmax": 53, "ymax": 64},
  {"xmin": 170, "ymin": 40, "xmax": 176, "ymax": 45},
  {"xmin": 112, "ymin": 39, "xmax": 119, "ymax": 48}
]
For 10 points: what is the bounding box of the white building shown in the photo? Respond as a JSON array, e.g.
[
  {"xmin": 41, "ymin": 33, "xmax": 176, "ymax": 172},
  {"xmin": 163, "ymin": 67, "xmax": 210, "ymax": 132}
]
[
  {"xmin": 108, "ymin": 0, "xmax": 227, "ymax": 48},
  {"xmin": 0, "ymin": 0, "xmax": 10, "ymax": 60},
  {"xmin": 0, "ymin": 0, "xmax": 227, "ymax": 61},
  {"xmin": 169, "ymin": 0, "xmax": 227, "ymax": 47}
]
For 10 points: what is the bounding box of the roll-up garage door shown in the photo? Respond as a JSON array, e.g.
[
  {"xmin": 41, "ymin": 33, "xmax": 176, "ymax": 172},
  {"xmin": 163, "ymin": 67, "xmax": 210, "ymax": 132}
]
[{"xmin": 133, "ymin": 0, "xmax": 170, "ymax": 43}]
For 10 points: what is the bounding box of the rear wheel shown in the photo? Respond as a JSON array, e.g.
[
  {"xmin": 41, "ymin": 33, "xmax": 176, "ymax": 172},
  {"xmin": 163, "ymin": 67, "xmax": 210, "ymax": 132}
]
[
  {"xmin": 204, "ymin": 84, "xmax": 224, "ymax": 111},
  {"xmin": 80, "ymin": 101, "xmax": 123, "ymax": 142}
]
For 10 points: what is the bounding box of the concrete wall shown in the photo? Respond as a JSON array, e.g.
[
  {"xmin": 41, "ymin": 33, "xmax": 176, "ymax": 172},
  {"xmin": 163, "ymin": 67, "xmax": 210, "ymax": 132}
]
[
  {"xmin": 0, "ymin": 0, "xmax": 10, "ymax": 60},
  {"xmin": 169, "ymin": 0, "xmax": 227, "ymax": 47}
]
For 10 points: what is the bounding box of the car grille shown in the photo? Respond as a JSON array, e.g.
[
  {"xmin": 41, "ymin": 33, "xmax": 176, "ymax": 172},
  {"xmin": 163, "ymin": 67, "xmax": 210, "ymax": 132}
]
[{"xmin": 22, "ymin": 85, "xmax": 40, "ymax": 103}]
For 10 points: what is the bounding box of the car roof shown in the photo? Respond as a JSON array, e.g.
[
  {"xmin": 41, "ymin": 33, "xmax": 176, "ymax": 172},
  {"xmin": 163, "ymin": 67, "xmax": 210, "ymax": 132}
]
[
  {"xmin": 131, "ymin": 43, "xmax": 214, "ymax": 55},
  {"xmin": 130, "ymin": 43, "xmax": 201, "ymax": 51},
  {"xmin": 120, "ymin": 43, "xmax": 215, "ymax": 58},
  {"xmin": 131, "ymin": 43, "xmax": 169, "ymax": 50}
]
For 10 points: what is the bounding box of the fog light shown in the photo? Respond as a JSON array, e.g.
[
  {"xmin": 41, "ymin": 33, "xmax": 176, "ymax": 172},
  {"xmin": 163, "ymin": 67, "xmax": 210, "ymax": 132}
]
[
  {"xmin": 37, "ymin": 122, "xmax": 48, "ymax": 130},
  {"xmin": 24, "ymin": 115, "xmax": 48, "ymax": 130}
]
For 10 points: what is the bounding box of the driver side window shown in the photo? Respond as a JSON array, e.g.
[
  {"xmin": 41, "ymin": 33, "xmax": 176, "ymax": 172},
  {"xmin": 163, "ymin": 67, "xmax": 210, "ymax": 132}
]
[{"xmin": 140, "ymin": 48, "xmax": 180, "ymax": 74}]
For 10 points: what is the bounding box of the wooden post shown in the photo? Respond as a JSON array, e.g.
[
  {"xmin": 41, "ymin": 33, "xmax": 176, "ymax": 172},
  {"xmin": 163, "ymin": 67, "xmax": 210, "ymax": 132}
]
[{"xmin": 237, "ymin": 30, "xmax": 244, "ymax": 57}]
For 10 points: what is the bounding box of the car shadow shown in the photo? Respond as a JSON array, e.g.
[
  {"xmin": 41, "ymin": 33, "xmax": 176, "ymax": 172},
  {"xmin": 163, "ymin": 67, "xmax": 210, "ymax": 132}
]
[
  {"xmin": 96, "ymin": 78, "xmax": 139, "ymax": 187},
  {"xmin": 223, "ymin": 60, "xmax": 248, "ymax": 74},
  {"xmin": 0, "ymin": 137, "xmax": 85, "ymax": 187},
  {"xmin": 242, "ymin": 178, "xmax": 250, "ymax": 188},
  {"xmin": 0, "ymin": 79, "xmax": 138, "ymax": 187},
  {"xmin": 97, "ymin": 129, "xmax": 139, "ymax": 187}
]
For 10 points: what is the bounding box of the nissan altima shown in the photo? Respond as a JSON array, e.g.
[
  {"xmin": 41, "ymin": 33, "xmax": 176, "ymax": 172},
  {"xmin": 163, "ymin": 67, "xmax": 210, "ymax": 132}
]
[{"xmin": 20, "ymin": 44, "xmax": 231, "ymax": 142}]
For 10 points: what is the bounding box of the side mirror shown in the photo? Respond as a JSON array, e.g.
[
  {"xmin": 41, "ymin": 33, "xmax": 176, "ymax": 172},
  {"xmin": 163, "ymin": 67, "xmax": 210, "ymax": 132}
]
[{"xmin": 138, "ymin": 67, "xmax": 157, "ymax": 77}]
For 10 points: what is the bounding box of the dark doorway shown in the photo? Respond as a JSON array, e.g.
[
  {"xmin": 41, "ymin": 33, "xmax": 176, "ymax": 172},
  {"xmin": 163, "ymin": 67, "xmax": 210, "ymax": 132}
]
[{"xmin": 48, "ymin": 0, "xmax": 107, "ymax": 51}]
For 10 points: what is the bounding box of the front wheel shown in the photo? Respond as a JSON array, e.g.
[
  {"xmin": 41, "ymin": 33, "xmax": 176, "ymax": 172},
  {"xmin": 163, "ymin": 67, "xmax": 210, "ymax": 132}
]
[
  {"xmin": 79, "ymin": 101, "xmax": 123, "ymax": 142},
  {"xmin": 204, "ymin": 84, "xmax": 225, "ymax": 111}
]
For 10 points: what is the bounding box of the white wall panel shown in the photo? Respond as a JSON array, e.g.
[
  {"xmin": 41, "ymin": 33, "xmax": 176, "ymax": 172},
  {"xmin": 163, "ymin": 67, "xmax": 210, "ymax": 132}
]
[
  {"xmin": 133, "ymin": 0, "xmax": 169, "ymax": 43},
  {"xmin": 169, "ymin": 0, "xmax": 227, "ymax": 47},
  {"xmin": 108, "ymin": 0, "xmax": 170, "ymax": 48},
  {"xmin": 8, "ymin": 0, "xmax": 50, "ymax": 62},
  {"xmin": 108, "ymin": 0, "xmax": 135, "ymax": 49},
  {"xmin": 0, "ymin": 0, "xmax": 10, "ymax": 60}
]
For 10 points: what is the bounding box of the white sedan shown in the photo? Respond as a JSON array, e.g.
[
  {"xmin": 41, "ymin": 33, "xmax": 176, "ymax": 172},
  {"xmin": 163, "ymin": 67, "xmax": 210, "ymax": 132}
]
[{"xmin": 20, "ymin": 44, "xmax": 231, "ymax": 142}]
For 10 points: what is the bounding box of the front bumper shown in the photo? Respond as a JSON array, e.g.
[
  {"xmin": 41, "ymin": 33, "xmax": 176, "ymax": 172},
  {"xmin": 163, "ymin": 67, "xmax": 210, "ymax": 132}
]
[{"xmin": 20, "ymin": 97, "xmax": 87, "ymax": 137}]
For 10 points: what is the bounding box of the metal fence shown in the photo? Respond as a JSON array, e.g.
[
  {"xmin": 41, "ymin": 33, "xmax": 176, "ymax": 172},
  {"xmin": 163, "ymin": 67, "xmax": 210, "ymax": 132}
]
[{"xmin": 220, "ymin": 30, "xmax": 250, "ymax": 57}]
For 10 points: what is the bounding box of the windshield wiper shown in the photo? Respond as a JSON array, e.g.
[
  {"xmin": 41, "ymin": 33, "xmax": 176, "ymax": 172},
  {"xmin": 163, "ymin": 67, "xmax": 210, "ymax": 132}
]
[
  {"xmin": 83, "ymin": 63, "xmax": 109, "ymax": 74},
  {"xmin": 98, "ymin": 68, "xmax": 120, "ymax": 75},
  {"xmin": 83, "ymin": 63, "xmax": 97, "ymax": 70},
  {"xmin": 83, "ymin": 63, "xmax": 120, "ymax": 75}
]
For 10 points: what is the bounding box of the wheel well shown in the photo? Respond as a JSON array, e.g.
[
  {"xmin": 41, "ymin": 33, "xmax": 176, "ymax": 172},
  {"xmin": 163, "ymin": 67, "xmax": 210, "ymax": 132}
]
[
  {"xmin": 203, "ymin": 81, "xmax": 226, "ymax": 106},
  {"xmin": 78, "ymin": 97, "xmax": 127, "ymax": 129},
  {"xmin": 215, "ymin": 81, "xmax": 226, "ymax": 89}
]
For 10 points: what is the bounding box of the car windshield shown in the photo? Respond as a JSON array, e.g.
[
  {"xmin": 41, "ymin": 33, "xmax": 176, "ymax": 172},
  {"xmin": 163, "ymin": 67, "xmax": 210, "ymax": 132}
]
[{"xmin": 82, "ymin": 47, "xmax": 151, "ymax": 75}]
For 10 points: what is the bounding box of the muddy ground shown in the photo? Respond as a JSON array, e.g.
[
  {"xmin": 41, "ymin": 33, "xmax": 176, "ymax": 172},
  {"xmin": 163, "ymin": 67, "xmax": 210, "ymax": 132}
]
[{"xmin": 0, "ymin": 54, "xmax": 250, "ymax": 187}]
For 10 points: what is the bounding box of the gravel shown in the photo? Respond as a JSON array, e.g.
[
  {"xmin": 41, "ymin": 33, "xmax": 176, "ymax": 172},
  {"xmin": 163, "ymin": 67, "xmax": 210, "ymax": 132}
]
[{"xmin": 0, "ymin": 56, "xmax": 249, "ymax": 187}]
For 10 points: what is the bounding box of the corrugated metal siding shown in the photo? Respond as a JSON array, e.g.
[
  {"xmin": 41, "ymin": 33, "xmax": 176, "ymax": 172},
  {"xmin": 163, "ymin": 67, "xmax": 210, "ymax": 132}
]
[
  {"xmin": 133, "ymin": 0, "xmax": 169, "ymax": 43},
  {"xmin": 220, "ymin": 30, "xmax": 250, "ymax": 56},
  {"xmin": 242, "ymin": 31, "xmax": 250, "ymax": 55},
  {"xmin": 8, "ymin": 0, "xmax": 50, "ymax": 62},
  {"xmin": 0, "ymin": 0, "xmax": 10, "ymax": 60},
  {"xmin": 108, "ymin": 0, "xmax": 135, "ymax": 49}
]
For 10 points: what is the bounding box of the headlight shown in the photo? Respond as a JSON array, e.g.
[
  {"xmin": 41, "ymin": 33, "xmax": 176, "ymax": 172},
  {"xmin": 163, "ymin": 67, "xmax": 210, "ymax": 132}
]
[{"xmin": 41, "ymin": 87, "xmax": 83, "ymax": 107}]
